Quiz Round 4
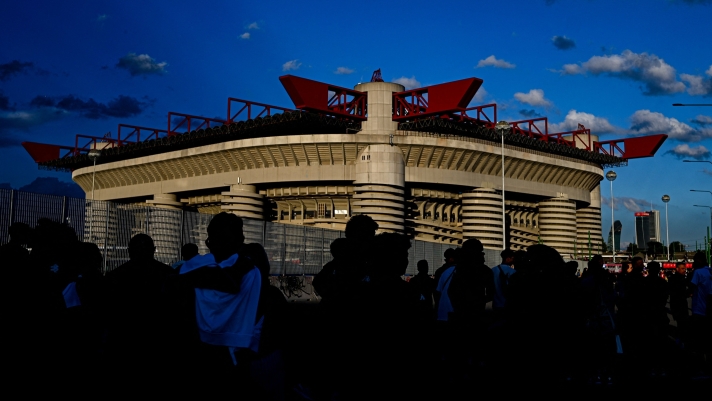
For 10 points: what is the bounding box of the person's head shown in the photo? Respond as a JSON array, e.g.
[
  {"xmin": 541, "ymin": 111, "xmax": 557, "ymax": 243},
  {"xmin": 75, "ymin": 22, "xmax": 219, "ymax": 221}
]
[
  {"xmin": 676, "ymin": 262, "xmax": 687, "ymax": 275},
  {"xmin": 622, "ymin": 261, "xmax": 632, "ymax": 274},
  {"xmin": 330, "ymin": 237, "xmax": 350, "ymax": 260},
  {"xmin": 500, "ymin": 249, "xmax": 515, "ymax": 265},
  {"xmin": 444, "ymin": 248, "xmax": 456, "ymax": 264},
  {"xmin": 525, "ymin": 244, "xmax": 565, "ymax": 275},
  {"xmin": 206, "ymin": 212, "xmax": 244, "ymax": 261},
  {"xmin": 513, "ymin": 250, "xmax": 528, "ymax": 270},
  {"xmin": 128, "ymin": 234, "xmax": 155, "ymax": 262},
  {"xmin": 588, "ymin": 255, "xmax": 604, "ymax": 271},
  {"xmin": 345, "ymin": 214, "xmax": 379, "ymax": 241},
  {"xmin": 371, "ymin": 232, "xmax": 411, "ymax": 278},
  {"xmin": 181, "ymin": 243, "xmax": 199, "ymax": 261},
  {"xmin": 417, "ymin": 259, "xmax": 429, "ymax": 275},
  {"xmin": 692, "ymin": 251, "xmax": 707, "ymax": 268},
  {"xmin": 242, "ymin": 243, "xmax": 270, "ymax": 279},
  {"xmin": 77, "ymin": 242, "xmax": 103, "ymax": 277},
  {"xmin": 459, "ymin": 239, "xmax": 484, "ymax": 266},
  {"xmin": 647, "ymin": 261, "xmax": 661, "ymax": 276},
  {"xmin": 631, "ymin": 256, "xmax": 645, "ymax": 273}
]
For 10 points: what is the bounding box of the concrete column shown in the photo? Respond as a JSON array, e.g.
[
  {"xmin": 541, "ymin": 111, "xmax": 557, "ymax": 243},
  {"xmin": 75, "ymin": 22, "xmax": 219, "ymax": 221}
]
[
  {"xmin": 353, "ymin": 82, "xmax": 404, "ymax": 133},
  {"xmin": 538, "ymin": 194, "xmax": 577, "ymax": 256},
  {"xmin": 353, "ymin": 144, "xmax": 405, "ymax": 233},
  {"xmin": 576, "ymin": 185, "xmax": 603, "ymax": 256},
  {"xmin": 146, "ymin": 193, "xmax": 183, "ymax": 210},
  {"xmin": 221, "ymin": 184, "xmax": 264, "ymax": 220},
  {"xmin": 143, "ymin": 194, "xmax": 183, "ymax": 264},
  {"xmin": 462, "ymin": 188, "xmax": 504, "ymax": 250}
]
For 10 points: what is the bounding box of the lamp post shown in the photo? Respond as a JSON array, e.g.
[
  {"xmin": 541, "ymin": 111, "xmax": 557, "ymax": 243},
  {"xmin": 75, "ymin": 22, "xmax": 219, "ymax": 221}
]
[
  {"xmin": 87, "ymin": 149, "xmax": 101, "ymax": 242},
  {"xmin": 693, "ymin": 205, "xmax": 712, "ymax": 235},
  {"xmin": 672, "ymin": 103, "xmax": 712, "ymax": 106},
  {"xmin": 606, "ymin": 170, "xmax": 617, "ymax": 262},
  {"xmin": 683, "ymin": 160, "xmax": 712, "ymax": 165},
  {"xmin": 662, "ymin": 195, "xmax": 670, "ymax": 260},
  {"xmin": 691, "ymin": 190, "xmax": 712, "ymax": 237},
  {"xmin": 495, "ymin": 120, "xmax": 509, "ymax": 250}
]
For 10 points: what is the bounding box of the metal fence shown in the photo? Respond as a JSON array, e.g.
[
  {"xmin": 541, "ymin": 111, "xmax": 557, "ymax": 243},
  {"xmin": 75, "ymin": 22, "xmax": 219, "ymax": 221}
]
[{"xmin": 0, "ymin": 188, "xmax": 484, "ymax": 276}]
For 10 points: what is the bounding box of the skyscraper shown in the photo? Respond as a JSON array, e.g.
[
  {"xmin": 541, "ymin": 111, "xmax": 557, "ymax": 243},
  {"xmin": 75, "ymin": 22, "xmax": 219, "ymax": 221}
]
[
  {"xmin": 635, "ymin": 210, "xmax": 661, "ymax": 249},
  {"xmin": 608, "ymin": 220, "xmax": 622, "ymax": 252}
]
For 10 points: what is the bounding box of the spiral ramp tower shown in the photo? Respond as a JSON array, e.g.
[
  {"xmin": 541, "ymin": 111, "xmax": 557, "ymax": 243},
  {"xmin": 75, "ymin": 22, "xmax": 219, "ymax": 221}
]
[
  {"xmin": 538, "ymin": 195, "xmax": 578, "ymax": 256},
  {"xmin": 461, "ymin": 188, "xmax": 504, "ymax": 249},
  {"xmin": 576, "ymin": 185, "xmax": 603, "ymax": 256}
]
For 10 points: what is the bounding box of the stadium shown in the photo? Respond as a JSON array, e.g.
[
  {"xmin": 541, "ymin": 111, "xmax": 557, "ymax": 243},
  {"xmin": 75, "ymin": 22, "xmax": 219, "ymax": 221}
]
[{"xmin": 23, "ymin": 70, "xmax": 667, "ymax": 258}]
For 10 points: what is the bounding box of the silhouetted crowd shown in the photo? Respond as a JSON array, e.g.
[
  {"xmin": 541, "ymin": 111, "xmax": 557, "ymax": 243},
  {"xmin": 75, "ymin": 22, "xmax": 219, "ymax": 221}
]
[{"xmin": 1, "ymin": 215, "xmax": 710, "ymax": 398}]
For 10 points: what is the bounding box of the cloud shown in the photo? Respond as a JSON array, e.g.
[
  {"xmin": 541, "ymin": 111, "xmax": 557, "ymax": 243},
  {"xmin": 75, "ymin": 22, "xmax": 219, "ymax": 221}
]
[
  {"xmin": 558, "ymin": 50, "xmax": 686, "ymax": 95},
  {"xmin": 96, "ymin": 14, "xmax": 108, "ymax": 22},
  {"xmin": 116, "ymin": 53, "xmax": 168, "ymax": 76},
  {"xmin": 602, "ymin": 196, "xmax": 654, "ymax": 212},
  {"xmin": 704, "ymin": 168, "xmax": 712, "ymax": 177},
  {"xmin": 240, "ymin": 32, "xmax": 250, "ymax": 39},
  {"xmin": 476, "ymin": 55, "xmax": 515, "ymax": 69},
  {"xmin": 282, "ymin": 59, "xmax": 302, "ymax": 71},
  {"xmin": 0, "ymin": 60, "xmax": 35, "ymax": 81},
  {"xmin": 552, "ymin": 35, "xmax": 576, "ymax": 50},
  {"xmin": 680, "ymin": 65, "xmax": 712, "ymax": 96},
  {"xmin": 472, "ymin": 87, "xmax": 488, "ymax": 103},
  {"xmin": 0, "ymin": 92, "xmax": 12, "ymax": 111},
  {"xmin": 664, "ymin": 144, "xmax": 711, "ymax": 160},
  {"xmin": 247, "ymin": 22, "xmax": 259, "ymax": 30},
  {"xmin": 691, "ymin": 115, "xmax": 712, "ymax": 126},
  {"xmin": 29, "ymin": 94, "xmax": 146, "ymax": 119},
  {"xmin": 519, "ymin": 109, "xmax": 542, "ymax": 118},
  {"xmin": 392, "ymin": 76, "xmax": 422, "ymax": 90},
  {"xmin": 0, "ymin": 108, "xmax": 69, "ymax": 133},
  {"xmin": 629, "ymin": 110, "xmax": 712, "ymax": 142},
  {"xmin": 514, "ymin": 89, "xmax": 552, "ymax": 107},
  {"xmin": 19, "ymin": 177, "xmax": 84, "ymax": 198},
  {"xmin": 550, "ymin": 110, "xmax": 620, "ymax": 134},
  {"xmin": 334, "ymin": 67, "xmax": 354, "ymax": 75}
]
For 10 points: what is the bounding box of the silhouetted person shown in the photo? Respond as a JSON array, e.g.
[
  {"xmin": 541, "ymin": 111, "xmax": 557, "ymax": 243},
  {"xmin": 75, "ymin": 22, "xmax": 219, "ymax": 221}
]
[
  {"xmin": 410, "ymin": 259, "xmax": 436, "ymax": 317},
  {"xmin": 104, "ymin": 233, "xmax": 174, "ymax": 376},
  {"xmin": 0, "ymin": 222, "xmax": 31, "ymax": 265},
  {"xmin": 669, "ymin": 261, "xmax": 690, "ymax": 343},
  {"xmin": 312, "ymin": 237, "xmax": 349, "ymax": 303},
  {"xmin": 178, "ymin": 212, "xmax": 262, "ymax": 384},
  {"xmin": 172, "ymin": 242, "xmax": 199, "ymax": 270},
  {"xmin": 491, "ymin": 249, "xmax": 515, "ymax": 319},
  {"xmin": 688, "ymin": 251, "xmax": 711, "ymax": 370},
  {"xmin": 434, "ymin": 248, "xmax": 457, "ymax": 284},
  {"xmin": 580, "ymin": 254, "xmax": 616, "ymax": 383}
]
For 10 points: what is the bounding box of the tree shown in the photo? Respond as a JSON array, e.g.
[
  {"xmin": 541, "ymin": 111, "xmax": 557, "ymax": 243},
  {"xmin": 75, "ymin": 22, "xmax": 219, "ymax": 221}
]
[
  {"xmin": 601, "ymin": 238, "xmax": 608, "ymax": 253},
  {"xmin": 669, "ymin": 241, "xmax": 685, "ymax": 254},
  {"xmin": 626, "ymin": 243, "xmax": 639, "ymax": 254},
  {"xmin": 647, "ymin": 241, "xmax": 664, "ymax": 258}
]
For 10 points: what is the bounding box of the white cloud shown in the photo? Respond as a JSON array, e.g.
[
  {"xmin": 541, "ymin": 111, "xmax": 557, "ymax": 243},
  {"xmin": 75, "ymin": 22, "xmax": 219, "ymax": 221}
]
[
  {"xmin": 116, "ymin": 53, "xmax": 168, "ymax": 76},
  {"xmin": 247, "ymin": 22, "xmax": 259, "ymax": 30},
  {"xmin": 476, "ymin": 55, "xmax": 515, "ymax": 69},
  {"xmin": 0, "ymin": 108, "xmax": 69, "ymax": 132},
  {"xmin": 472, "ymin": 87, "xmax": 488, "ymax": 103},
  {"xmin": 334, "ymin": 67, "xmax": 354, "ymax": 75},
  {"xmin": 239, "ymin": 32, "xmax": 250, "ymax": 39},
  {"xmin": 96, "ymin": 14, "xmax": 108, "ymax": 22},
  {"xmin": 691, "ymin": 115, "xmax": 712, "ymax": 126},
  {"xmin": 392, "ymin": 76, "xmax": 422, "ymax": 90},
  {"xmin": 602, "ymin": 196, "xmax": 654, "ymax": 212},
  {"xmin": 664, "ymin": 144, "xmax": 711, "ymax": 160},
  {"xmin": 282, "ymin": 59, "xmax": 302, "ymax": 71},
  {"xmin": 513, "ymin": 89, "xmax": 552, "ymax": 107},
  {"xmin": 557, "ymin": 50, "xmax": 686, "ymax": 95},
  {"xmin": 629, "ymin": 109, "xmax": 712, "ymax": 142},
  {"xmin": 680, "ymin": 64, "xmax": 712, "ymax": 96},
  {"xmin": 550, "ymin": 110, "xmax": 620, "ymax": 134}
]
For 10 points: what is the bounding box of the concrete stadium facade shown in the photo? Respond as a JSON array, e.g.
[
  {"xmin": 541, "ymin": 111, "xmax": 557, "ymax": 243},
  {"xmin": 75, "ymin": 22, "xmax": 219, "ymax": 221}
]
[{"xmin": 67, "ymin": 80, "xmax": 610, "ymax": 257}]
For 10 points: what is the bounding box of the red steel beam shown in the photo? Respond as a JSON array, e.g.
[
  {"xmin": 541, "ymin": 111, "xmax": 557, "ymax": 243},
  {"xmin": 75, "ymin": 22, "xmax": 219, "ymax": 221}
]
[
  {"xmin": 227, "ymin": 98, "xmax": 293, "ymax": 123},
  {"xmin": 118, "ymin": 124, "xmax": 168, "ymax": 145},
  {"xmin": 392, "ymin": 77, "xmax": 483, "ymax": 121},
  {"xmin": 594, "ymin": 134, "xmax": 668, "ymax": 159},
  {"xmin": 168, "ymin": 112, "xmax": 226, "ymax": 136},
  {"xmin": 279, "ymin": 75, "xmax": 366, "ymax": 120},
  {"xmin": 22, "ymin": 142, "xmax": 76, "ymax": 163}
]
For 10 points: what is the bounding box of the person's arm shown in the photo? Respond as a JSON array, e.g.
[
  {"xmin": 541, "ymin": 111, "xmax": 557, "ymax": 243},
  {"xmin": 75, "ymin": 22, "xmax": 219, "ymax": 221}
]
[{"xmin": 484, "ymin": 268, "xmax": 495, "ymax": 304}]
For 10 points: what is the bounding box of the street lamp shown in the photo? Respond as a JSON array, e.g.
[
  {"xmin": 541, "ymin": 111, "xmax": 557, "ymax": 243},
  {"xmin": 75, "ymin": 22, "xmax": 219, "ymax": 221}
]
[
  {"xmin": 495, "ymin": 120, "xmax": 509, "ymax": 250},
  {"xmin": 693, "ymin": 205, "xmax": 712, "ymax": 235},
  {"xmin": 662, "ymin": 195, "xmax": 670, "ymax": 260},
  {"xmin": 87, "ymin": 149, "xmax": 101, "ymax": 242},
  {"xmin": 606, "ymin": 170, "xmax": 617, "ymax": 262},
  {"xmin": 683, "ymin": 160, "xmax": 712, "ymax": 164},
  {"xmin": 672, "ymin": 103, "xmax": 712, "ymax": 106}
]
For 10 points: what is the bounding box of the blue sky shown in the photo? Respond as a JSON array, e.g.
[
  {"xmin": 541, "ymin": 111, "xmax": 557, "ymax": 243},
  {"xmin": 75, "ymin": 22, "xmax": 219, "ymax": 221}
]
[{"xmin": 1, "ymin": 0, "xmax": 710, "ymax": 249}]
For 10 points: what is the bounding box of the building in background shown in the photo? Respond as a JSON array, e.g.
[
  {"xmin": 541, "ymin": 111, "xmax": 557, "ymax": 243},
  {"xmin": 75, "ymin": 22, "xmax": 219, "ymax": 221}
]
[
  {"xmin": 635, "ymin": 210, "xmax": 661, "ymax": 249},
  {"xmin": 607, "ymin": 220, "xmax": 622, "ymax": 253},
  {"xmin": 23, "ymin": 72, "xmax": 667, "ymax": 258}
]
